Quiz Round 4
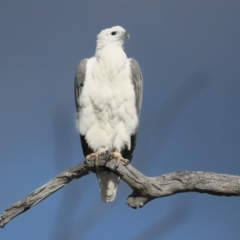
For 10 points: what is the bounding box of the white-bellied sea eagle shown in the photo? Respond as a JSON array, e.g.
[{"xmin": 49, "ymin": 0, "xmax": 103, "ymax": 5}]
[{"xmin": 75, "ymin": 26, "xmax": 143, "ymax": 202}]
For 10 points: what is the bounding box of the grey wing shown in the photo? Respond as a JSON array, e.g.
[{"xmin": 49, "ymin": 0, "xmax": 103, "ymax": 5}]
[
  {"xmin": 74, "ymin": 58, "xmax": 88, "ymax": 111},
  {"xmin": 130, "ymin": 58, "xmax": 143, "ymax": 117},
  {"xmin": 74, "ymin": 59, "xmax": 93, "ymax": 157},
  {"xmin": 121, "ymin": 58, "xmax": 143, "ymax": 161}
]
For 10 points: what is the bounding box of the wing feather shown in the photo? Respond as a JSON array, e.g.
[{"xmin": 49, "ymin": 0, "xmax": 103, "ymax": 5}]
[
  {"xmin": 74, "ymin": 59, "xmax": 93, "ymax": 157},
  {"xmin": 121, "ymin": 58, "xmax": 143, "ymax": 161}
]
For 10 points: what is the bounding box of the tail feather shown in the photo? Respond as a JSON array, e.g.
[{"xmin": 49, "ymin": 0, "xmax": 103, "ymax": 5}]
[{"xmin": 96, "ymin": 171, "xmax": 120, "ymax": 202}]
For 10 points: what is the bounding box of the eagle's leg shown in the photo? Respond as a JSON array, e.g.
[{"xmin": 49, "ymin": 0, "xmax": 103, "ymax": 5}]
[
  {"xmin": 110, "ymin": 151, "xmax": 129, "ymax": 169},
  {"xmin": 86, "ymin": 148, "xmax": 106, "ymax": 167}
]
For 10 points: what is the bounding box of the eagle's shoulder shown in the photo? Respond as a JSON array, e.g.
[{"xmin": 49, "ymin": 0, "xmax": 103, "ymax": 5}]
[{"xmin": 74, "ymin": 59, "xmax": 88, "ymax": 110}]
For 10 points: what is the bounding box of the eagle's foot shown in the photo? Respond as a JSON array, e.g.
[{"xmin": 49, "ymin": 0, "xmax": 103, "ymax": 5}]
[
  {"xmin": 110, "ymin": 151, "xmax": 129, "ymax": 170},
  {"xmin": 86, "ymin": 149, "xmax": 106, "ymax": 168}
]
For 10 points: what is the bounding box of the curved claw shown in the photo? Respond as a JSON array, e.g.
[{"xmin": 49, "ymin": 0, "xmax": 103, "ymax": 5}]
[
  {"xmin": 113, "ymin": 164, "xmax": 118, "ymax": 171},
  {"xmin": 85, "ymin": 158, "xmax": 90, "ymax": 164},
  {"xmin": 123, "ymin": 160, "xmax": 130, "ymax": 166},
  {"xmin": 110, "ymin": 151, "xmax": 129, "ymax": 170},
  {"xmin": 85, "ymin": 149, "xmax": 106, "ymax": 168}
]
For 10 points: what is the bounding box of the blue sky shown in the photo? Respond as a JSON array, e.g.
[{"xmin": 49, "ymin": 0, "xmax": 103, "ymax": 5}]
[{"xmin": 0, "ymin": 1, "xmax": 240, "ymax": 239}]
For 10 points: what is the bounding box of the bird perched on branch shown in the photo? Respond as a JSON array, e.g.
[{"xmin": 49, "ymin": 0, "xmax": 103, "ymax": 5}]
[{"xmin": 75, "ymin": 26, "xmax": 143, "ymax": 202}]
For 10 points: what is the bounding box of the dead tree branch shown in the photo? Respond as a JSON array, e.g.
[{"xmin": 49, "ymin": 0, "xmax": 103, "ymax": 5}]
[{"xmin": 1, "ymin": 157, "xmax": 240, "ymax": 228}]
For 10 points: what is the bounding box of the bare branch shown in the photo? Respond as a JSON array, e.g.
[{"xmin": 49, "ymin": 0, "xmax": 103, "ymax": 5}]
[
  {"xmin": 0, "ymin": 161, "xmax": 90, "ymax": 228},
  {"xmin": 1, "ymin": 158, "xmax": 240, "ymax": 228}
]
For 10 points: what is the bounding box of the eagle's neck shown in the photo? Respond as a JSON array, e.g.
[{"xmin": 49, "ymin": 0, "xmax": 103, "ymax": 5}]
[{"xmin": 95, "ymin": 45, "xmax": 128, "ymax": 76}]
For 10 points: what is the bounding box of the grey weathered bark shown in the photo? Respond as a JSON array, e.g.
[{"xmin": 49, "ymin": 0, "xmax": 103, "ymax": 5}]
[{"xmin": 0, "ymin": 157, "xmax": 240, "ymax": 228}]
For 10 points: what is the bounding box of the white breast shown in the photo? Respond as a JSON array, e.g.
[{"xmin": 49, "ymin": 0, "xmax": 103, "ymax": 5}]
[{"xmin": 77, "ymin": 46, "xmax": 138, "ymax": 152}]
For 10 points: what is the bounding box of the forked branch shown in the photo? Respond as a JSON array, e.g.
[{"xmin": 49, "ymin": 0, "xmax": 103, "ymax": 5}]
[{"xmin": 1, "ymin": 157, "xmax": 240, "ymax": 228}]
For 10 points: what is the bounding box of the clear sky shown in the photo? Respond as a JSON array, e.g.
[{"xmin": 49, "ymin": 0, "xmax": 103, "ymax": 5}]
[{"xmin": 0, "ymin": 0, "xmax": 240, "ymax": 239}]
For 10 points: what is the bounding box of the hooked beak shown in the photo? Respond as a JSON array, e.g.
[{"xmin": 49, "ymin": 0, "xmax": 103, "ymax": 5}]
[{"xmin": 123, "ymin": 31, "xmax": 130, "ymax": 40}]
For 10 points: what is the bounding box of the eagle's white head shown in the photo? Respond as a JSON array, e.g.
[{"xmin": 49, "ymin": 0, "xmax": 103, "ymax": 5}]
[{"xmin": 96, "ymin": 26, "xmax": 130, "ymax": 51}]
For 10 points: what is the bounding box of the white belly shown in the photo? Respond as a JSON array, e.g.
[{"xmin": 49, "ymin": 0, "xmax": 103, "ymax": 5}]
[{"xmin": 77, "ymin": 55, "xmax": 138, "ymax": 152}]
